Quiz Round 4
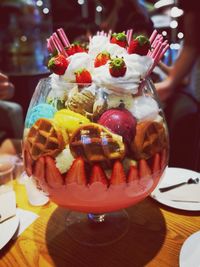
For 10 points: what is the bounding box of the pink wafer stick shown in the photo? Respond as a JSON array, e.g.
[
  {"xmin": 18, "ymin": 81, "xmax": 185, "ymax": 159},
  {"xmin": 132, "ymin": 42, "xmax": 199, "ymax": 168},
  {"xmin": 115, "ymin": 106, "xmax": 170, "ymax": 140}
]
[
  {"xmin": 108, "ymin": 29, "xmax": 112, "ymax": 38},
  {"xmin": 149, "ymin": 34, "xmax": 164, "ymax": 56},
  {"xmin": 148, "ymin": 38, "xmax": 160, "ymax": 56},
  {"xmin": 151, "ymin": 34, "xmax": 162, "ymax": 48},
  {"xmin": 148, "ymin": 44, "xmax": 169, "ymax": 75},
  {"xmin": 50, "ymin": 36, "xmax": 60, "ymax": 53},
  {"xmin": 46, "ymin": 38, "xmax": 54, "ymax": 53},
  {"xmin": 155, "ymin": 41, "xmax": 169, "ymax": 61},
  {"xmin": 149, "ymin": 29, "xmax": 157, "ymax": 44},
  {"xmin": 52, "ymin": 33, "xmax": 68, "ymax": 56},
  {"xmin": 151, "ymin": 41, "xmax": 162, "ymax": 58},
  {"xmin": 154, "ymin": 44, "xmax": 165, "ymax": 61},
  {"xmin": 127, "ymin": 29, "xmax": 133, "ymax": 45},
  {"xmin": 157, "ymin": 44, "xmax": 169, "ymax": 62},
  {"xmin": 57, "ymin": 28, "xmax": 70, "ymax": 47}
]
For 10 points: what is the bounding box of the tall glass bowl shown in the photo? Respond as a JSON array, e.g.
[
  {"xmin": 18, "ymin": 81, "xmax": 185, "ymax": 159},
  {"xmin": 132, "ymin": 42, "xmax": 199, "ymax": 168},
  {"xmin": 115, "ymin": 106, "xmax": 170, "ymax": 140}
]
[{"xmin": 23, "ymin": 77, "xmax": 169, "ymax": 246}]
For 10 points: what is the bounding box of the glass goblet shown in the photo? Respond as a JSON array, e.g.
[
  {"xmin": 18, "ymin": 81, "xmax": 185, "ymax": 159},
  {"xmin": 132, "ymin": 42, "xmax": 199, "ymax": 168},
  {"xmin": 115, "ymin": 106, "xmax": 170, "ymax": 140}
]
[{"xmin": 23, "ymin": 77, "xmax": 169, "ymax": 246}]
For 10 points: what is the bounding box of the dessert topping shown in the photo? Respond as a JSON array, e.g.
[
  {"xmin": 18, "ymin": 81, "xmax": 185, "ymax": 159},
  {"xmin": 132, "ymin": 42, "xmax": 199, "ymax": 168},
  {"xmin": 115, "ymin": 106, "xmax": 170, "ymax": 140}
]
[
  {"xmin": 48, "ymin": 54, "xmax": 69, "ymax": 75},
  {"xmin": 110, "ymin": 32, "xmax": 127, "ymax": 48}
]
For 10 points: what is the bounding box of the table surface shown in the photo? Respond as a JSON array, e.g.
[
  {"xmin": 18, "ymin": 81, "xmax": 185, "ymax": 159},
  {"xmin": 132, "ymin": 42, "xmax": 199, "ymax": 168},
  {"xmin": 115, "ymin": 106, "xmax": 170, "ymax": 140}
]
[{"xmin": 1, "ymin": 182, "xmax": 200, "ymax": 267}]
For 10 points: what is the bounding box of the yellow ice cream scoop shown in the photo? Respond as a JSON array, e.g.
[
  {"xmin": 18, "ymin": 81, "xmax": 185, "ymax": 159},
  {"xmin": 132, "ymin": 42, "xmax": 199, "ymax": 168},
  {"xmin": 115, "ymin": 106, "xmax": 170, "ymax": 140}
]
[{"xmin": 54, "ymin": 109, "xmax": 90, "ymax": 134}]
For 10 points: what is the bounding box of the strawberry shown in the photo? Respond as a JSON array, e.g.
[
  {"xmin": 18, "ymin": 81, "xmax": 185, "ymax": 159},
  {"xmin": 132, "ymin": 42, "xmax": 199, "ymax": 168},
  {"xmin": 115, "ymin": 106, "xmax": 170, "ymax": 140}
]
[
  {"xmin": 45, "ymin": 156, "xmax": 64, "ymax": 188},
  {"xmin": 109, "ymin": 57, "xmax": 127, "ymax": 77},
  {"xmin": 66, "ymin": 42, "xmax": 87, "ymax": 56},
  {"xmin": 33, "ymin": 156, "xmax": 45, "ymax": 182},
  {"xmin": 110, "ymin": 161, "xmax": 126, "ymax": 185},
  {"xmin": 139, "ymin": 159, "xmax": 151, "ymax": 178},
  {"xmin": 128, "ymin": 35, "xmax": 151, "ymax": 56},
  {"xmin": 127, "ymin": 165, "xmax": 139, "ymax": 182},
  {"xmin": 152, "ymin": 153, "xmax": 161, "ymax": 174},
  {"xmin": 75, "ymin": 68, "xmax": 92, "ymax": 84},
  {"xmin": 89, "ymin": 164, "xmax": 108, "ymax": 186},
  {"xmin": 65, "ymin": 157, "xmax": 87, "ymax": 185},
  {"xmin": 48, "ymin": 54, "xmax": 69, "ymax": 75},
  {"xmin": 110, "ymin": 32, "xmax": 127, "ymax": 48},
  {"xmin": 94, "ymin": 51, "xmax": 110, "ymax": 68},
  {"xmin": 23, "ymin": 146, "xmax": 33, "ymax": 177}
]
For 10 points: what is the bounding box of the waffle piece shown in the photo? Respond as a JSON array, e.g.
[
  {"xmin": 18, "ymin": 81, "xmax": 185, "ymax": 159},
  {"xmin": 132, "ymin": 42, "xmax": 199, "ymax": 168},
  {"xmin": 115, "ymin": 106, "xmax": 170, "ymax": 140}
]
[
  {"xmin": 131, "ymin": 121, "xmax": 168, "ymax": 160},
  {"xmin": 70, "ymin": 123, "xmax": 125, "ymax": 162},
  {"xmin": 27, "ymin": 118, "xmax": 65, "ymax": 160}
]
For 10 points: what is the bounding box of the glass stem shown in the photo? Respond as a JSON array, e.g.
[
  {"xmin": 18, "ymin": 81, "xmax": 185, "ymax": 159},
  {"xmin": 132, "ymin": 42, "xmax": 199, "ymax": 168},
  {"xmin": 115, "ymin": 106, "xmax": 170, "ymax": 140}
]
[{"xmin": 87, "ymin": 213, "xmax": 106, "ymax": 223}]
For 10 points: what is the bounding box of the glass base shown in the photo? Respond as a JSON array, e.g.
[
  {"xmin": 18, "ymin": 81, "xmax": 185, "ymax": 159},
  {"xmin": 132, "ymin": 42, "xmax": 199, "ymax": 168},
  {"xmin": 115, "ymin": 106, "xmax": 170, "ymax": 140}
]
[{"xmin": 66, "ymin": 209, "xmax": 129, "ymax": 246}]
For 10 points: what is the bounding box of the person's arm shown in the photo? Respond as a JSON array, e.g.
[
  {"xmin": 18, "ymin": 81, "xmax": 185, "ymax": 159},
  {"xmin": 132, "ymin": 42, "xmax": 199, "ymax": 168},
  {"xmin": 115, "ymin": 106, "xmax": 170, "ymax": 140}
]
[
  {"xmin": 0, "ymin": 73, "xmax": 14, "ymax": 100},
  {"xmin": 156, "ymin": 11, "xmax": 199, "ymax": 101}
]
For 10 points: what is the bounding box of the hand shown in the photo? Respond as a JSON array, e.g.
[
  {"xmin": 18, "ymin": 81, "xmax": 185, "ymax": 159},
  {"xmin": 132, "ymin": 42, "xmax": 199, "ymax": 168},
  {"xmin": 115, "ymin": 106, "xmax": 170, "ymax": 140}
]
[
  {"xmin": 0, "ymin": 73, "xmax": 15, "ymax": 100},
  {"xmin": 155, "ymin": 78, "xmax": 174, "ymax": 102}
]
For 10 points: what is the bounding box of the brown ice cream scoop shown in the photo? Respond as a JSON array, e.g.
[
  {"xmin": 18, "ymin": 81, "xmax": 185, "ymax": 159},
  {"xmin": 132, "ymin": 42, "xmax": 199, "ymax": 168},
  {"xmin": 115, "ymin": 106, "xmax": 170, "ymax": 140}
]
[
  {"xmin": 66, "ymin": 90, "xmax": 95, "ymax": 118},
  {"xmin": 131, "ymin": 120, "xmax": 168, "ymax": 160}
]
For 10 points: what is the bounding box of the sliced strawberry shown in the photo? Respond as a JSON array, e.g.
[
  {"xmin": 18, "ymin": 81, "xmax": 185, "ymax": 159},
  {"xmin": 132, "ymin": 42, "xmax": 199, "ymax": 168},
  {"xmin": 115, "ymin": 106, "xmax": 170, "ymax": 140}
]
[
  {"xmin": 139, "ymin": 159, "xmax": 151, "ymax": 178},
  {"xmin": 75, "ymin": 68, "xmax": 92, "ymax": 84},
  {"xmin": 110, "ymin": 161, "xmax": 126, "ymax": 185},
  {"xmin": 66, "ymin": 42, "xmax": 87, "ymax": 56},
  {"xmin": 45, "ymin": 156, "xmax": 64, "ymax": 188},
  {"xmin": 109, "ymin": 57, "xmax": 127, "ymax": 77},
  {"xmin": 48, "ymin": 54, "xmax": 69, "ymax": 75},
  {"xmin": 89, "ymin": 164, "xmax": 108, "ymax": 186},
  {"xmin": 152, "ymin": 153, "xmax": 161, "ymax": 174},
  {"xmin": 23, "ymin": 147, "xmax": 33, "ymax": 177},
  {"xmin": 33, "ymin": 156, "xmax": 45, "ymax": 182},
  {"xmin": 110, "ymin": 32, "xmax": 127, "ymax": 48},
  {"xmin": 127, "ymin": 165, "xmax": 139, "ymax": 182},
  {"xmin": 65, "ymin": 157, "xmax": 87, "ymax": 185},
  {"xmin": 94, "ymin": 51, "xmax": 110, "ymax": 68},
  {"xmin": 160, "ymin": 149, "xmax": 168, "ymax": 170},
  {"xmin": 128, "ymin": 35, "xmax": 151, "ymax": 56}
]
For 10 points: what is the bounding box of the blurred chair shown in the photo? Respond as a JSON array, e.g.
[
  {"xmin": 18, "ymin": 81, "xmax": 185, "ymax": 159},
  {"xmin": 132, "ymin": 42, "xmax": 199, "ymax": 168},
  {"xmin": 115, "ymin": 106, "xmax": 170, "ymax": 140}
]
[{"xmin": 0, "ymin": 100, "xmax": 24, "ymax": 141}]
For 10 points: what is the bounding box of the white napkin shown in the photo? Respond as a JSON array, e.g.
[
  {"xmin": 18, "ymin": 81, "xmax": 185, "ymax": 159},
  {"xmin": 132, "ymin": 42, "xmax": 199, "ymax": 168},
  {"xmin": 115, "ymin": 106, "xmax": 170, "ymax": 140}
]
[
  {"xmin": 154, "ymin": 184, "xmax": 200, "ymax": 202},
  {"xmin": 13, "ymin": 208, "xmax": 39, "ymax": 238},
  {"xmin": 0, "ymin": 190, "xmax": 16, "ymax": 222}
]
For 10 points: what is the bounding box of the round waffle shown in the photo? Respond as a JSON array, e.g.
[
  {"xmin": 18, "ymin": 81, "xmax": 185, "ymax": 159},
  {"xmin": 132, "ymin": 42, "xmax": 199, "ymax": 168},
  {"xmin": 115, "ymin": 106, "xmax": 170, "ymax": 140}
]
[
  {"xmin": 131, "ymin": 120, "xmax": 168, "ymax": 160},
  {"xmin": 27, "ymin": 118, "xmax": 66, "ymax": 160},
  {"xmin": 69, "ymin": 123, "xmax": 125, "ymax": 162}
]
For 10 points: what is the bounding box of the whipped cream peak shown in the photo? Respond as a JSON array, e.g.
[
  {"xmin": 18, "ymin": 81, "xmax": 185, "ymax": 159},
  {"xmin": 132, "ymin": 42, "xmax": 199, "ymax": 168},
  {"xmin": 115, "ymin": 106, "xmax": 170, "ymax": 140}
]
[
  {"xmin": 88, "ymin": 35, "xmax": 109, "ymax": 58},
  {"xmin": 63, "ymin": 52, "xmax": 92, "ymax": 82},
  {"xmin": 50, "ymin": 34, "xmax": 154, "ymax": 95},
  {"xmin": 93, "ymin": 55, "xmax": 153, "ymax": 94}
]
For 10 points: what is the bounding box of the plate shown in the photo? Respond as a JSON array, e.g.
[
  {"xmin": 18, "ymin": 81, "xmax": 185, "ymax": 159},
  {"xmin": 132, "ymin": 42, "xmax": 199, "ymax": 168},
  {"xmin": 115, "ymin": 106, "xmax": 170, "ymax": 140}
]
[
  {"xmin": 151, "ymin": 167, "xmax": 200, "ymax": 211},
  {"xmin": 0, "ymin": 215, "xmax": 20, "ymax": 249},
  {"xmin": 179, "ymin": 230, "xmax": 200, "ymax": 267}
]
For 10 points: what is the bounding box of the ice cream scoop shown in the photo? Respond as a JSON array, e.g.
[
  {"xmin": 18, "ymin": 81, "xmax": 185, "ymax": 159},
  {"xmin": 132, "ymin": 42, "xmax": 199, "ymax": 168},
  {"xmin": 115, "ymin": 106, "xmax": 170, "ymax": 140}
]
[
  {"xmin": 25, "ymin": 103, "xmax": 57, "ymax": 128},
  {"xmin": 53, "ymin": 109, "xmax": 90, "ymax": 134},
  {"xmin": 98, "ymin": 108, "xmax": 137, "ymax": 144},
  {"xmin": 66, "ymin": 89, "xmax": 95, "ymax": 117}
]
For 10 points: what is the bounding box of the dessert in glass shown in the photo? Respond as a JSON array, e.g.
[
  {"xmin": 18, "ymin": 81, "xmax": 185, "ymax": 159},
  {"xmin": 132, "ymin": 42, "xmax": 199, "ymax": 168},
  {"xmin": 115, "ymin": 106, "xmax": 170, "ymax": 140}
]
[{"xmin": 23, "ymin": 29, "xmax": 169, "ymax": 246}]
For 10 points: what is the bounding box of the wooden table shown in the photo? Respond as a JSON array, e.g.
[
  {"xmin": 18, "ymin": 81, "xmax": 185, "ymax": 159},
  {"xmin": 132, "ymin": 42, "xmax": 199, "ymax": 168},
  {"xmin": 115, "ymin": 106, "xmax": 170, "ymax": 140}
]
[{"xmin": 1, "ymin": 182, "xmax": 200, "ymax": 267}]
